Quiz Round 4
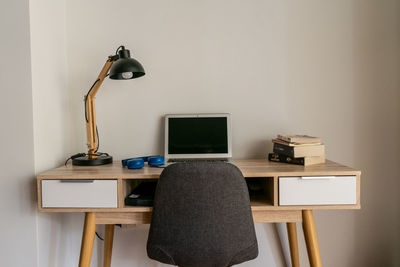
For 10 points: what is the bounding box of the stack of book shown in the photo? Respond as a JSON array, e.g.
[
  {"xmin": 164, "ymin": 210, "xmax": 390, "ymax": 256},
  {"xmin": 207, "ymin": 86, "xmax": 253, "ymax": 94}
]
[{"xmin": 268, "ymin": 134, "xmax": 325, "ymax": 166}]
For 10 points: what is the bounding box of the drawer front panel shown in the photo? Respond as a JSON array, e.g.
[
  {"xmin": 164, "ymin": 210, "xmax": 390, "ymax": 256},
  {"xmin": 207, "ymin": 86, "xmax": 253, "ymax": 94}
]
[
  {"xmin": 279, "ymin": 176, "xmax": 356, "ymax": 205},
  {"xmin": 41, "ymin": 180, "xmax": 118, "ymax": 208}
]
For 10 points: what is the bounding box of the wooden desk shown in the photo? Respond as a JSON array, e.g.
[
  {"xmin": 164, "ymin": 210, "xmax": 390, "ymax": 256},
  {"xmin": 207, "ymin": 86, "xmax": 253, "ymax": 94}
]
[{"xmin": 37, "ymin": 159, "xmax": 361, "ymax": 267}]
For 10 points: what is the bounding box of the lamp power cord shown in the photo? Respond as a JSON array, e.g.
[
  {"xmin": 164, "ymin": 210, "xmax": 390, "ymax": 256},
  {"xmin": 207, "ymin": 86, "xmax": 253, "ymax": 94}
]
[{"xmin": 95, "ymin": 224, "xmax": 122, "ymax": 242}]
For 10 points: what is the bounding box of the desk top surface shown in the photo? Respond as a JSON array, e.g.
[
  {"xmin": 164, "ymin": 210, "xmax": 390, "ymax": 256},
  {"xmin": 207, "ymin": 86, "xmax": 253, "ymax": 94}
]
[{"xmin": 37, "ymin": 159, "xmax": 360, "ymax": 179}]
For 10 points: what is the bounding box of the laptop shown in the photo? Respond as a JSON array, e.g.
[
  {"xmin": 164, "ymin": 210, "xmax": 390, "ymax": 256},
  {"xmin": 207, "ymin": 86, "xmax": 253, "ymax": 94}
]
[{"xmin": 164, "ymin": 113, "xmax": 232, "ymax": 163}]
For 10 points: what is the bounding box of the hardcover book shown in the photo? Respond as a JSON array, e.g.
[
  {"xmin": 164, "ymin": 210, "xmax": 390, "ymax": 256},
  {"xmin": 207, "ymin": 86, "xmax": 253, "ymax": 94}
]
[
  {"xmin": 272, "ymin": 138, "xmax": 322, "ymax": 147},
  {"xmin": 268, "ymin": 153, "xmax": 326, "ymax": 166},
  {"xmin": 273, "ymin": 142, "xmax": 325, "ymax": 158},
  {"xmin": 277, "ymin": 134, "xmax": 321, "ymax": 144}
]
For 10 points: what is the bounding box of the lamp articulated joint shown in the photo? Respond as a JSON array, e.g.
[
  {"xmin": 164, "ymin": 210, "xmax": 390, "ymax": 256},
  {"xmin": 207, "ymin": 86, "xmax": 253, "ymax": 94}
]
[
  {"xmin": 108, "ymin": 54, "xmax": 119, "ymax": 62},
  {"xmin": 108, "ymin": 45, "xmax": 129, "ymax": 62}
]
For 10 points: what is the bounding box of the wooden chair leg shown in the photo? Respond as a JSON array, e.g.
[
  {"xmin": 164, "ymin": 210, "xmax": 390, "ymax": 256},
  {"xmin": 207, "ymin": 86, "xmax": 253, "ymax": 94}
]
[
  {"xmin": 79, "ymin": 212, "xmax": 96, "ymax": 267},
  {"xmin": 302, "ymin": 210, "xmax": 322, "ymax": 267},
  {"xmin": 103, "ymin": 224, "xmax": 115, "ymax": 267},
  {"xmin": 287, "ymin": 222, "xmax": 300, "ymax": 267}
]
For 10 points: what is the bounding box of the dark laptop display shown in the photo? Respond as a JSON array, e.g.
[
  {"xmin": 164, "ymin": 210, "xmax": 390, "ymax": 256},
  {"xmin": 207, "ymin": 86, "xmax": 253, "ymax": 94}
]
[{"xmin": 168, "ymin": 117, "xmax": 228, "ymax": 154}]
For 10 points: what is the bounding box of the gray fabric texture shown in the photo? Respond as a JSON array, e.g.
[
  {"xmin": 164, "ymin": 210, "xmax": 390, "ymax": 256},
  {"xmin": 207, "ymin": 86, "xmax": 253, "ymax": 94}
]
[{"xmin": 147, "ymin": 162, "xmax": 258, "ymax": 267}]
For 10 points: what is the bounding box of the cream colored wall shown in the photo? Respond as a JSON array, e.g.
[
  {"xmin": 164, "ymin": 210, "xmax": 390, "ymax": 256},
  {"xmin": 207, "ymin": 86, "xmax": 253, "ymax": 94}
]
[
  {"xmin": 0, "ymin": 0, "xmax": 38, "ymax": 266},
  {"xmin": 351, "ymin": 0, "xmax": 400, "ymax": 265},
  {"xmin": 29, "ymin": 0, "xmax": 400, "ymax": 266},
  {"xmin": 30, "ymin": 0, "xmax": 74, "ymax": 174},
  {"xmin": 29, "ymin": 0, "xmax": 88, "ymax": 266}
]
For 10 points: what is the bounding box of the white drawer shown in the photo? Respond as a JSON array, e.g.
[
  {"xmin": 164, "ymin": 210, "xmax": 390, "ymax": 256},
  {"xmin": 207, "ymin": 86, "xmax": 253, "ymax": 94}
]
[
  {"xmin": 41, "ymin": 179, "xmax": 118, "ymax": 208},
  {"xmin": 279, "ymin": 176, "xmax": 356, "ymax": 205}
]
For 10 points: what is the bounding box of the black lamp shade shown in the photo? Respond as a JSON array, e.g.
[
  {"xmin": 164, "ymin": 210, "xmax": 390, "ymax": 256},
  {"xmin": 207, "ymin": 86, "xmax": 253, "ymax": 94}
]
[{"xmin": 109, "ymin": 48, "xmax": 145, "ymax": 80}]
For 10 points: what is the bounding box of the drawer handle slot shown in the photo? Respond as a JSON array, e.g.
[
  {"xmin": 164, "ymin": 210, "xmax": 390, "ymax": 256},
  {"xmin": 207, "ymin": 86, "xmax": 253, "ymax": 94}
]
[
  {"xmin": 301, "ymin": 176, "xmax": 336, "ymax": 180},
  {"xmin": 60, "ymin": 180, "xmax": 94, "ymax": 183}
]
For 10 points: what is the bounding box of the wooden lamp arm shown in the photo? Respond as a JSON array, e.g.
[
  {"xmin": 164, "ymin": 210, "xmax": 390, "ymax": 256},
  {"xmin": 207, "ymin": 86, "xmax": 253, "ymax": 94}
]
[{"xmin": 85, "ymin": 56, "xmax": 115, "ymax": 158}]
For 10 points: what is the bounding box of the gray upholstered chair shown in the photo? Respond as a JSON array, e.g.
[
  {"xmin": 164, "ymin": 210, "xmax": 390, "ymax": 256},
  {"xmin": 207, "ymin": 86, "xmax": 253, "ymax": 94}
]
[{"xmin": 147, "ymin": 162, "xmax": 258, "ymax": 267}]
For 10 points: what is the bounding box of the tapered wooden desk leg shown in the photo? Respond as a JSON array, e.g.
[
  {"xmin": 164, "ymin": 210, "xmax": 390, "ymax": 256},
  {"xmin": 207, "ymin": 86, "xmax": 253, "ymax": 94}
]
[
  {"xmin": 302, "ymin": 210, "xmax": 322, "ymax": 267},
  {"xmin": 287, "ymin": 222, "xmax": 300, "ymax": 267},
  {"xmin": 79, "ymin": 212, "xmax": 96, "ymax": 267},
  {"xmin": 103, "ymin": 224, "xmax": 115, "ymax": 267}
]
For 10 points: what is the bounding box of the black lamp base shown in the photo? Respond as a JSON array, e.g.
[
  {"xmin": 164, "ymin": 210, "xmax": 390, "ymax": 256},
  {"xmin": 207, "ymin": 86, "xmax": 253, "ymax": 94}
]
[{"xmin": 72, "ymin": 155, "xmax": 113, "ymax": 166}]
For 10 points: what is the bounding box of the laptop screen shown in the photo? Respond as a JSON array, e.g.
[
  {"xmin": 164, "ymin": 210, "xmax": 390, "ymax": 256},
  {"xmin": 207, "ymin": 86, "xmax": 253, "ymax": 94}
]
[{"xmin": 165, "ymin": 114, "xmax": 231, "ymax": 159}]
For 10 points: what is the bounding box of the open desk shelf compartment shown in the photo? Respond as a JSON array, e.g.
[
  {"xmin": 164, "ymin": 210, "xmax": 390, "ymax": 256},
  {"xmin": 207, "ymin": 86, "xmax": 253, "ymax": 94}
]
[{"xmin": 246, "ymin": 177, "xmax": 275, "ymax": 207}]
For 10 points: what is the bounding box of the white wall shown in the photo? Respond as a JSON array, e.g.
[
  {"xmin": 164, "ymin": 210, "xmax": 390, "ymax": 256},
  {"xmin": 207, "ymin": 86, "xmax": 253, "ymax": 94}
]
[
  {"xmin": 0, "ymin": 0, "xmax": 38, "ymax": 266},
  {"xmin": 28, "ymin": 0, "xmax": 400, "ymax": 266},
  {"xmin": 30, "ymin": 0, "xmax": 74, "ymax": 173},
  {"xmin": 29, "ymin": 0, "xmax": 86, "ymax": 266},
  {"xmin": 351, "ymin": 1, "xmax": 400, "ymax": 265}
]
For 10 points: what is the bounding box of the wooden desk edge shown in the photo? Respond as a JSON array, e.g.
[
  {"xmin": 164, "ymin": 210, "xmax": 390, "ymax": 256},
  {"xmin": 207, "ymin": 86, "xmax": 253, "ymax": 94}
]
[
  {"xmin": 36, "ymin": 159, "xmax": 361, "ymax": 179},
  {"xmin": 94, "ymin": 210, "xmax": 304, "ymax": 224},
  {"xmin": 38, "ymin": 204, "xmax": 361, "ymax": 213}
]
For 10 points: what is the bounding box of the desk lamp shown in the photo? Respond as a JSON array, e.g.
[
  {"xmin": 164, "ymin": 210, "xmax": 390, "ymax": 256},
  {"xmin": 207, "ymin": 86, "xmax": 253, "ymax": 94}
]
[{"xmin": 72, "ymin": 45, "xmax": 145, "ymax": 166}]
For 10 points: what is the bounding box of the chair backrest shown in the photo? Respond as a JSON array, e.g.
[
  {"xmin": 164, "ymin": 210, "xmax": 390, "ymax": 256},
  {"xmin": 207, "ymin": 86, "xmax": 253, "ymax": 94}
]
[{"xmin": 147, "ymin": 162, "xmax": 258, "ymax": 267}]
